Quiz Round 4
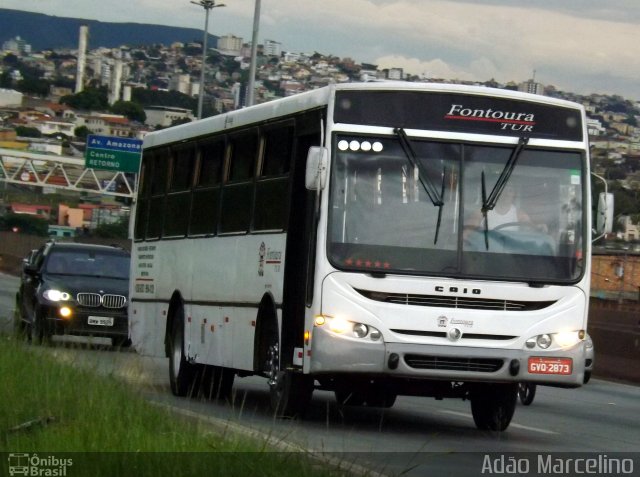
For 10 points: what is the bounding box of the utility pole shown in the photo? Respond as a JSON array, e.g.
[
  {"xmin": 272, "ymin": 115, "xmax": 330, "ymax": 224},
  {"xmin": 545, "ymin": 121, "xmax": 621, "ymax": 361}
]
[
  {"xmin": 191, "ymin": 0, "xmax": 226, "ymax": 119},
  {"xmin": 246, "ymin": 0, "xmax": 261, "ymax": 106}
]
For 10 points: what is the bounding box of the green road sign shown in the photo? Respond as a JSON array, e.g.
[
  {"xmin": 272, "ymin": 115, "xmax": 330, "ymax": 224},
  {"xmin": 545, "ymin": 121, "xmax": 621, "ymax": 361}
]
[{"xmin": 85, "ymin": 135, "xmax": 142, "ymax": 173}]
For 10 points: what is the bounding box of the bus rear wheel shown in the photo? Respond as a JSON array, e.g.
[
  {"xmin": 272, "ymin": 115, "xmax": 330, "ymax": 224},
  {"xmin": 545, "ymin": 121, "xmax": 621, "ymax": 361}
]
[
  {"xmin": 169, "ymin": 310, "xmax": 200, "ymax": 397},
  {"xmin": 470, "ymin": 383, "xmax": 518, "ymax": 431}
]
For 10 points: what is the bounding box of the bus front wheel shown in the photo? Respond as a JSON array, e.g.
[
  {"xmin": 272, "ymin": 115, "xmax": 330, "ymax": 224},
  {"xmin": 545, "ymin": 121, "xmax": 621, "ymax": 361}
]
[
  {"xmin": 169, "ymin": 309, "xmax": 199, "ymax": 397},
  {"xmin": 267, "ymin": 341, "xmax": 313, "ymax": 418},
  {"xmin": 470, "ymin": 383, "xmax": 518, "ymax": 431}
]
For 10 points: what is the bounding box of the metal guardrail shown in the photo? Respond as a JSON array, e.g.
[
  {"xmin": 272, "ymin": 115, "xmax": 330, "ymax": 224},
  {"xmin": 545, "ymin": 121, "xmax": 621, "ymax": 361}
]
[{"xmin": 0, "ymin": 148, "xmax": 136, "ymax": 198}]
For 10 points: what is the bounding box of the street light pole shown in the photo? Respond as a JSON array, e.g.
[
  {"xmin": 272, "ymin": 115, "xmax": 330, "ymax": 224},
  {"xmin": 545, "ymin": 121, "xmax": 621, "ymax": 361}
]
[
  {"xmin": 191, "ymin": 0, "xmax": 225, "ymax": 119},
  {"xmin": 247, "ymin": 0, "xmax": 261, "ymax": 107}
]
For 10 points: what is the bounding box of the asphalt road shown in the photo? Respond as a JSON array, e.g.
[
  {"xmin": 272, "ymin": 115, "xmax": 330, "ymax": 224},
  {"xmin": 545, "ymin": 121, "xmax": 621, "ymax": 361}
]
[{"xmin": 2, "ymin": 272, "xmax": 639, "ymax": 476}]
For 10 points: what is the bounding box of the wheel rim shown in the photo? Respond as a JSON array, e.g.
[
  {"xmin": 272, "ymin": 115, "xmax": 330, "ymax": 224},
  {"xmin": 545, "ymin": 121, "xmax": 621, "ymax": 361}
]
[
  {"xmin": 267, "ymin": 342, "xmax": 279, "ymax": 387},
  {"xmin": 172, "ymin": 324, "xmax": 183, "ymax": 375}
]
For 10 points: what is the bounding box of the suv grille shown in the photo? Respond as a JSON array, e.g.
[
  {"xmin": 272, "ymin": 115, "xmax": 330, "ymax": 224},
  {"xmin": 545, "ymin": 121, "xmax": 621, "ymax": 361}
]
[
  {"xmin": 77, "ymin": 293, "xmax": 127, "ymax": 309},
  {"xmin": 404, "ymin": 354, "xmax": 504, "ymax": 372}
]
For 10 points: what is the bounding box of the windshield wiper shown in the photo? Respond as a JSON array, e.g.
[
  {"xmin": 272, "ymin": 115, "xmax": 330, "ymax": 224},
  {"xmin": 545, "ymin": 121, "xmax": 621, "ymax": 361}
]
[
  {"xmin": 395, "ymin": 127, "xmax": 445, "ymax": 244},
  {"xmin": 480, "ymin": 136, "xmax": 529, "ymax": 249}
]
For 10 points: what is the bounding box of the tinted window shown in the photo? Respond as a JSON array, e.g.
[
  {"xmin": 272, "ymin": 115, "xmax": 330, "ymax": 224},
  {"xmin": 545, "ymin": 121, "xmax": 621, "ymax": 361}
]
[
  {"xmin": 262, "ymin": 126, "xmax": 293, "ymax": 177},
  {"xmin": 253, "ymin": 179, "xmax": 289, "ymax": 231},
  {"xmin": 151, "ymin": 148, "xmax": 169, "ymax": 195},
  {"xmin": 220, "ymin": 183, "xmax": 252, "ymax": 233},
  {"xmin": 190, "ymin": 188, "xmax": 220, "ymax": 235},
  {"xmin": 228, "ymin": 132, "xmax": 258, "ymax": 182},
  {"xmin": 45, "ymin": 250, "xmax": 130, "ymax": 279},
  {"xmin": 198, "ymin": 140, "xmax": 225, "ymax": 186},
  {"xmin": 170, "ymin": 145, "xmax": 196, "ymax": 191}
]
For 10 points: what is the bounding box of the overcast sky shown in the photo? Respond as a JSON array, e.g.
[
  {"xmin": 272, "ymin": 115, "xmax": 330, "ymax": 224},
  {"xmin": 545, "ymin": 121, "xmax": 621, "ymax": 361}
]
[{"xmin": 3, "ymin": 0, "xmax": 639, "ymax": 100}]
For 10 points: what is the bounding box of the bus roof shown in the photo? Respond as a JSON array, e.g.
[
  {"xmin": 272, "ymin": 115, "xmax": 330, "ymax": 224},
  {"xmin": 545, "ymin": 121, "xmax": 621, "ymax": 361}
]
[{"xmin": 143, "ymin": 81, "xmax": 584, "ymax": 149}]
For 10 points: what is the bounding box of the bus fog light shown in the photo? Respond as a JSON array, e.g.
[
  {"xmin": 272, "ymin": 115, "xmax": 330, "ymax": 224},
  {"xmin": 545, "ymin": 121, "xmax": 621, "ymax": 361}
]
[
  {"xmin": 537, "ymin": 334, "xmax": 552, "ymax": 349},
  {"xmin": 353, "ymin": 323, "xmax": 368, "ymax": 338}
]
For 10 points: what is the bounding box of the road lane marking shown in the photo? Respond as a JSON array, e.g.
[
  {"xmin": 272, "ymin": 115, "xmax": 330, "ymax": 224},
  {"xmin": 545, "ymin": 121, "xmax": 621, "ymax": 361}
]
[{"xmin": 439, "ymin": 410, "xmax": 559, "ymax": 435}]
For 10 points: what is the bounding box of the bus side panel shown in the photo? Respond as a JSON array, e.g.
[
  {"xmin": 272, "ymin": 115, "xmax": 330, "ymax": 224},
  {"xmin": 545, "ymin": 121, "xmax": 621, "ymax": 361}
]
[
  {"xmin": 130, "ymin": 301, "xmax": 166, "ymax": 357},
  {"xmin": 186, "ymin": 234, "xmax": 286, "ymax": 370}
]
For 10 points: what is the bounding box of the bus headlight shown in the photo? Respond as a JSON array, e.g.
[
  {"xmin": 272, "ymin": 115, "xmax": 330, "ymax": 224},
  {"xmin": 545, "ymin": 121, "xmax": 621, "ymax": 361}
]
[
  {"xmin": 315, "ymin": 315, "xmax": 382, "ymax": 341},
  {"xmin": 525, "ymin": 330, "xmax": 585, "ymax": 350},
  {"xmin": 537, "ymin": 334, "xmax": 552, "ymax": 349},
  {"xmin": 554, "ymin": 330, "xmax": 583, "ymax": 348}
]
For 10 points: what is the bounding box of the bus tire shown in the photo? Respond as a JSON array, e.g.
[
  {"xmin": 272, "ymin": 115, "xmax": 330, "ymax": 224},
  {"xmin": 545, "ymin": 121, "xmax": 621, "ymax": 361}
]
[
  {"xmin": 169, "ymin": 308, "xmax": 199, "ymax": 397},
  {"xmin": 267, "ymin": 334, "xmax": 313, "ymax": 418},
  {"xmin": 518, "ymin": 382, "xmax": 536, "ymax": 405},
  {"xmin": 470, "ymin": 383, "xmax": 518, "ymax": 431},
  {"xmin": 271, "ymin": 370, "xmax": 314, "ymax": 418}
]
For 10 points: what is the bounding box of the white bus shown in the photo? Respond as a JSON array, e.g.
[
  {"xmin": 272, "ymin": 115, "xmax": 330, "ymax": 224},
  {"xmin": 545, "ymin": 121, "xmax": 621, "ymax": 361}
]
[{"xmin": 130, "ymin": 82, "xmax": 597, "ymax": 431}]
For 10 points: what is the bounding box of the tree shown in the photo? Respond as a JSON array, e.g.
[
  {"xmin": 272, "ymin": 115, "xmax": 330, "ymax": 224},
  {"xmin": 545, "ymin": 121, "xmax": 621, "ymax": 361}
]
[
  {"xmin": 110, "ymin": 100, "xmax": 146, "ymax": 122},
  {"xmin": 94, "ymin": 217, "xmax": 129, "ymax": 239},
  {"xmin": 0, "ymin": 213, "xmax": 49, "ymax": 236},
  {"xmin": 60, "ymin": 87, "xmax": 109, "ymax": 110},
  {"xmin": 74, "ymin": 126, "xmax": 90, "ymax": 140},
  {"xmin": 15, "ymin": 126, "xmax": 42, "ymax": 138}
]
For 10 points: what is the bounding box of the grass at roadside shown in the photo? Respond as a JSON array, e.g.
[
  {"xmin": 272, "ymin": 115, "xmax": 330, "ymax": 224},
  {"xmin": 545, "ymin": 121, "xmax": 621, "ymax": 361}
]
[{"xmin": 0, "ymin": 335, "xmax": 350, "ymax": 476}]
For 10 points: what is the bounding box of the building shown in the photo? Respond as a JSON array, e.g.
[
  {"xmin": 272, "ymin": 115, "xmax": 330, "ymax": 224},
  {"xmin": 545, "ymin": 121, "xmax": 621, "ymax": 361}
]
[
  {"xmin": 618, "ymin": 216, "xmax": 639, "ymax": 242},
  {"xmin": 263, "ymin": 40, "xmax": 282, "ymax": 57},
  {"xmin": 518, "ymin": 79, "xmax": 544, "ymax": 95},
  {"xmin": 0, "ymin": 89, "xmax": 23, "ymax": 107},
  {"xmin": 2, "ymin": 36, "xmax": 31, "ymax": 56},
  {"xmin": 144, "ymin": 106, "xmax": 194, "ymax": 127},
  {"xmin": 170, "ymin": 74, "xmax": 192, "ymax": 96},
  {"xmin": 217, "ymin": 35, "xmax": 243, "ymax": 56},
  {"xmin": 387, "ymin": 68, "xmax": 404, "ymax": 80}
]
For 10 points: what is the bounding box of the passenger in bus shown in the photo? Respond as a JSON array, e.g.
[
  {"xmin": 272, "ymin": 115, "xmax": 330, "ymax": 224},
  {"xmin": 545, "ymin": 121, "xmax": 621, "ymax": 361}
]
[{"xmin": 484, "ymin": 185, "xmax": 533, "ymax": 229}]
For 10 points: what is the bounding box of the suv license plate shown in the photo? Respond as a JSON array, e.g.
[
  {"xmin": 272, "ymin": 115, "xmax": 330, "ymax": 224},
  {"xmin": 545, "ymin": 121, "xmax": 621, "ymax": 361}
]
[
  {"xmin": 528, "ymin": 357, "xmax": 572, "ymax": 375},
  {"xmin": 88, "ymin": 316, "xmax": 114, "ymax": 327}
]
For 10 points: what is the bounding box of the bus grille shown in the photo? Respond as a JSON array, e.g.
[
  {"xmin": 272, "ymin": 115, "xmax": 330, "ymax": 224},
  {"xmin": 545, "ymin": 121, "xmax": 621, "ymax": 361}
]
[
  {"xmin": 404, "ymin": 354, "xmax": 504, "ymax": 373},
  {"xmin": 77, "ymin": 293, "xmax": 127, "ymax": 309},
  {"xmin": 356, "ymin": 289, "xmax": 554, "ymax": 311}
]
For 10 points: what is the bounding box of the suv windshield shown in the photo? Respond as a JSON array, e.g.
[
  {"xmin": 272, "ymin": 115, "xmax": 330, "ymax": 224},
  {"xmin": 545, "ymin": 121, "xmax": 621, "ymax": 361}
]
[
  {"xmin": 45, "ymin": 250, "xmax": 130, "ymax": 279},
  {"xmin": 328, "ymin": 134, "xmax": 585, "ymax": 283}
]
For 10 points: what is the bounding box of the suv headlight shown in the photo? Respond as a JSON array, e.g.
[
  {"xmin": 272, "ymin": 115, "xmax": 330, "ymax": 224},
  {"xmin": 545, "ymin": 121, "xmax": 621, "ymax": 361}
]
[{"xmin": 43, "ymin": 289, "xmax": 71, "ymax": 302}]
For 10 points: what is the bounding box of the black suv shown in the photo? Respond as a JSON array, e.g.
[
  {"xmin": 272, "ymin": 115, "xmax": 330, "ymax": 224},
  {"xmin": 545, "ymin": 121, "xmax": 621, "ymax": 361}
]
[{"xmin": 15, "ymin": 241, "xmax": 131, "ymax": 346}]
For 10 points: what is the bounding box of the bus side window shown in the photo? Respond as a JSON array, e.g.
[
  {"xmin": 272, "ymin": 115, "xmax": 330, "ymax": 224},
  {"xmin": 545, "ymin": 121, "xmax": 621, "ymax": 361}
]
[
  {"xmin": 190, "ymin": 139, "xmax": 225, "ymax": 236},
  {"xmin": 147, "ymin": 147, "xmax": 170, "ymax": 240},
  {"xmin": 254, "ymin": 125, "xmax": 293, "ymax": 231},
  {"xmin": 134, "ymin": 152, "xmax": 152, "ymax": 240},
  {"xmin": 164, "ymin": 144, "xmax": 196, "ymax": 237},
  {"xmin": 220, "ymin": 130, "xmax": 258, "ymax": 234}
]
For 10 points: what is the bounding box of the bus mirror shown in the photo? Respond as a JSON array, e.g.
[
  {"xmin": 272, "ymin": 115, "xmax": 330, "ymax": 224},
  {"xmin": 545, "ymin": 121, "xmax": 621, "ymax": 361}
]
[{"xmin": 305, "ymin": 147, "xmax": 328, "ymax": 190}]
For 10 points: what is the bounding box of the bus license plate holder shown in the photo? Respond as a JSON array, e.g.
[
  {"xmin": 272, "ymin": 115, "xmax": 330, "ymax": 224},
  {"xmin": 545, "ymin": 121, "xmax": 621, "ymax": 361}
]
[{"xmin": 527, "ymin": 357, "xmax": 572, "ymax": 375}]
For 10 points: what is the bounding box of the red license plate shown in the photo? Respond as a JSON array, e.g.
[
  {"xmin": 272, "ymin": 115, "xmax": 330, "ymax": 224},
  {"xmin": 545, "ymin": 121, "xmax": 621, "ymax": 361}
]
[{"xmin": 528, "ymin": 357, "xmax": 573, "ymax": 375}]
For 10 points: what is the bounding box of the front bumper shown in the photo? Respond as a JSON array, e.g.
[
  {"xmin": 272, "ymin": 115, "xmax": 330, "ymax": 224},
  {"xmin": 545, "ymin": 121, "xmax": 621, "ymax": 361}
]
[
  {"xmin": 310, "ymin": 325, "xmax": 586, "ymax": 387},
  {"xmin": 42, "ymin": 304, "xmax": 128, "ymax": 339}
]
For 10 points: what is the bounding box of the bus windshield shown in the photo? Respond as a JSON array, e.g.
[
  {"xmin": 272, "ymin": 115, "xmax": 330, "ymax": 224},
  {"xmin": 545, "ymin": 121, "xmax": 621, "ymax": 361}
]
[{"xmin": 328, "ymin": 134, "xmax": 585, "ymax": 283}]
